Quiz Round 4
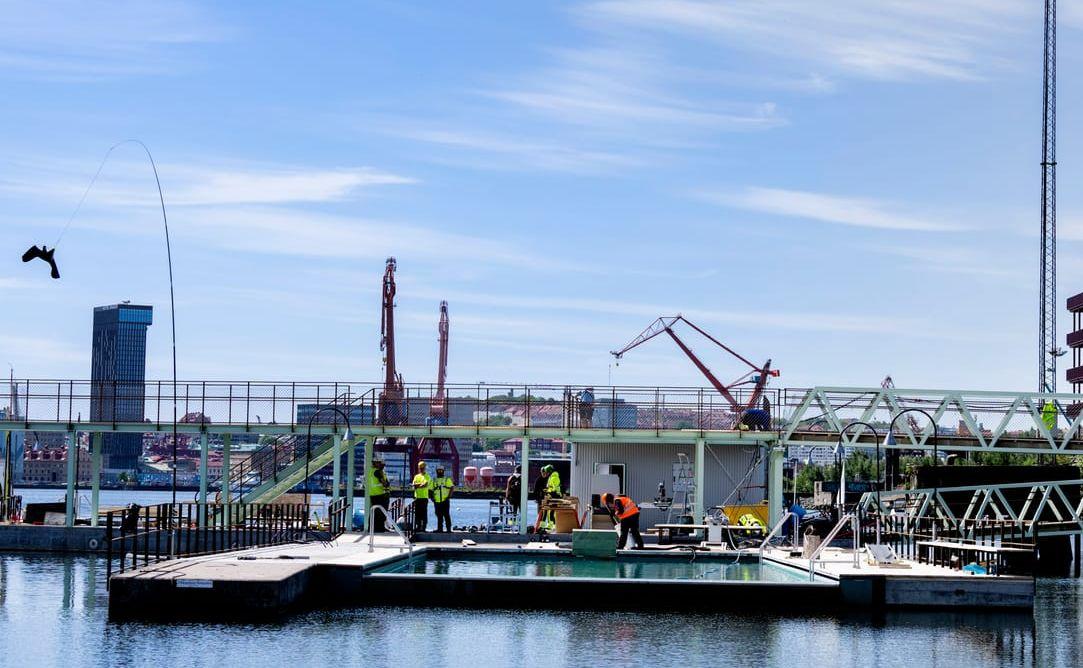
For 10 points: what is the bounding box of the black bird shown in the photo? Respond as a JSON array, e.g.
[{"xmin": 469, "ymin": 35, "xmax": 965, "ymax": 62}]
[{"xmin": 21, "ymin": 245, "xmax": 60, "ymax": 279}]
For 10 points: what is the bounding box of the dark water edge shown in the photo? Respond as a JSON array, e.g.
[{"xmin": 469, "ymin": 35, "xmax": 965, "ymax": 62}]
[{"xmin": 0, "ymin": 552, "xmax": 1079, "ymax": 667}]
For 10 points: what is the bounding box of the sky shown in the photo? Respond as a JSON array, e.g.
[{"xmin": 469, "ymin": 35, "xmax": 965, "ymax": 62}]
[{"xmin": 3, "ymin": 1, "xmax": 1083, "ymax": 393}]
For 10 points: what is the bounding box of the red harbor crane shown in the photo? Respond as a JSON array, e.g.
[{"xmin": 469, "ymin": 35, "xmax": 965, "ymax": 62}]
[
  {"xmin": 378, "ymin": 257, "xmax": 405, "ymax": 426},
  {"xmin": 416, "ymin": 300, "xmax": 459, "ymax": 483},
  {"xmin": 611, "ymin": 315, "xmax": 777, "ymax": 413}
]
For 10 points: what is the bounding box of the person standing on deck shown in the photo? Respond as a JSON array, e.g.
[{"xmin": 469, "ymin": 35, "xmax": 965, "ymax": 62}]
[
  {"xmin": 543, "ymin": 464, "xmax": 562, "ymax": 499},
  {"xmin": 411, "ymin": 461, "xmax": 433, "ymax": 532},
  {"xmin": 432, "ymin": 466, "xmax": 454, "ymax": 532},
  {"xmin": 577, "ymin": 387, "xmax": 595, "ymax": 428},
  {"xmin": 505, "ymin": 465, "xmax": 522, "ymax": 521},
  {"xmin": 368, "ymin": 459, "xmax": 392, "ymax": 533},
  {"xmin": 602, "ymin": 492, "xmax": 645, "ymax": 550}
]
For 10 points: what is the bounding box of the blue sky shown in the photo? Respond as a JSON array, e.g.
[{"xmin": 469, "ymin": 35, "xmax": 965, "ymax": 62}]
[{"xmin": 3, "ymin": 1, "xmax": 1083, "ymax": 392}]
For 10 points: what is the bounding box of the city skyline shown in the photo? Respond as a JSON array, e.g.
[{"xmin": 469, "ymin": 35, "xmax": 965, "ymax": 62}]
[{"xmin": 4, "ymin": 2, "xmax": 1083, "ymax": 393}]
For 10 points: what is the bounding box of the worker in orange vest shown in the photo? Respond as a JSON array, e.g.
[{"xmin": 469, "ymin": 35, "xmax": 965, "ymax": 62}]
[{"xmin": 601, "ymin": 492, "xmax": 644, "ymax": 550}]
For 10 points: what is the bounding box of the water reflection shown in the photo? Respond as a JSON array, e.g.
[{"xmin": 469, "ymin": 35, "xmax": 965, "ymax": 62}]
[{"xmin": 0, "ymin": 553, "xmax": 1079, "ymax": 667}]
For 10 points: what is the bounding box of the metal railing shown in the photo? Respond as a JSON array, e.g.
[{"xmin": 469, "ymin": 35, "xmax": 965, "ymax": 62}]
[
  {"xmin": 327, "ymin": 497, "xmax": 351, "ymax": 536},
  {"xmin": 104, "ymin": 501, "xmax": 310, "ymax": 582},
  {"xmin": 0, "ymin": 379, "xmax": 772, "ymax": 433},
  {"xmin": 366, "ymin": 504, "xmax": 412, "ymax": 554},
  {"xmin": 807, "ymin": 513, "xmax": 857, "ymax": 581},
  {"xmin": 858, "ymin": 512, "xmax": 1036, "ymax": 575},
  {"xmin": 757, "ymin": 510, "xmax": 794, "ymax": 558}
]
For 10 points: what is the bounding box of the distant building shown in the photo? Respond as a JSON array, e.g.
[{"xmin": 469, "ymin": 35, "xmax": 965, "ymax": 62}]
[
  {"xmin": 1068, "ymin": 292, "xmax": 1083, "ymax": 394},
  {"xmin": 22, "ymin": 445, "xmax": 92, "ymax": 485},
  {"xmin": 90, "ymin": 303, "xmax": 153, "ymax": 471}
]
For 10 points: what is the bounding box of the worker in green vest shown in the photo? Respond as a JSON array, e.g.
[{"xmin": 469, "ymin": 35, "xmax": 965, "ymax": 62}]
[
  {"xmin": 432, "ymin": 466, "xmax": 454, "ymax": 532},
  {"xmin": 544, "ymin": 465, "xmax": 562, "ymax": 499},
  {"xmin": 411, "ymin": 460, "xmax": 433, "ymax": 532},
  {"xmin": 1042, "ymin": 400, "xmax": 1058, "ymax": 434},
  {"xmin": 368, "ymin": 459, "xmax": 391, "ymax": 533}
]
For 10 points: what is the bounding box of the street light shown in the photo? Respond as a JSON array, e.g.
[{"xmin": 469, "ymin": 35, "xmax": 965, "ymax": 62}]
[
  {"xmin": 834, "ymin": 421, "xmax": 881, "ymax": 516},
  {"xmin": 26, "ymin": 140, "xmax": 181, "ymax": 505},
  {"xmin": 305, "ymin": 406, "xmax": 355, "ymax": 509},
  {"xmin": 888, "ymin": 408, "xmax": 939, "ymax": 525}
]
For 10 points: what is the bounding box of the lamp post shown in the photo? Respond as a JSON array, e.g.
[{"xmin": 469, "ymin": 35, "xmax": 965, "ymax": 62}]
[
  {"xmin": 305, "ymin": 406, "xmax": 355, "ymax": 510},
  {"xmin": 888, "ymin": 408, "xmax": 939, "ymax": 534},
  {"xmin": 30, "ymin": 140, "xmax": 181, "ymax": 505},
  {"xmin": 835, "ymin": 421, "xmax": 881, "ymax": 516}
]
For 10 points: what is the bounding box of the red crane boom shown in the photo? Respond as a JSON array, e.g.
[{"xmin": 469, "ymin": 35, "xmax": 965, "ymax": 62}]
[
  {"xmin": 378, "ymin": 257, "xmax": 404, "ymax": 425},
  {"xmin": 431, "ymin": 300, "xmax": 449, "ymax": 419},
  {"xmin": 611, "ymin": 315, "xmax": 776, "ymax": 411}
]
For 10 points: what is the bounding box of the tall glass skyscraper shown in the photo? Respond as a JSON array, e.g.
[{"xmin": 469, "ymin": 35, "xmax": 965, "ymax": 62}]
[{"xmin": 91, "ymin": 303, "xmax": 153, "ymax": 470}]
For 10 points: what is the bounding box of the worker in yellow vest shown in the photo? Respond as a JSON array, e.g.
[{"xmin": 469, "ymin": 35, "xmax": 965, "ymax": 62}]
[
  {"xmin": 411, "ymin": 461, "xmax": 433, "ymax": 532},
  {"xmin": 544, "ymin": 465, "xmax": 562, "ymax": 499},
  {"xmin": 1042, "ymin": 400, "xmax": 1058, "ymax": 434},
  {"xmin": 368, "ymin": 459, "xmax": 391, "ymax": 533},
  {"xmin": 432, "ymin": 466, "xmax": 454, "ymax": 532}
]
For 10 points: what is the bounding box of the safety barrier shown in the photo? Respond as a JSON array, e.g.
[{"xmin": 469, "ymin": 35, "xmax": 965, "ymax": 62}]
[{"xmin": 104, "ymin": 501, "xmax": 310, "ymax": 583}]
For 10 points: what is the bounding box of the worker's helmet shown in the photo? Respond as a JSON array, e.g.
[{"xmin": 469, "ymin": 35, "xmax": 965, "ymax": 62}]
[
  {"xmin": 601, "ymin": 493, "xmax": 613, "ymax": 505},
  {"xmin": 541, "ymin": 465, "xmax": 553, "ymax": 473},
  {"xmin": 418, "ymin": 461, "xmax": 427, "ymax": 469},
  {"xmin": 437, "ymin": 466, "xmax": 445, "ymax": 473}
]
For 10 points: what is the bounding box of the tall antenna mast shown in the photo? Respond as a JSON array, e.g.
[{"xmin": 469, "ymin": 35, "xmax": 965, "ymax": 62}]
[{"xmin": 1040, "ymin": 0, "xmax": 1058, "ymax": 393}]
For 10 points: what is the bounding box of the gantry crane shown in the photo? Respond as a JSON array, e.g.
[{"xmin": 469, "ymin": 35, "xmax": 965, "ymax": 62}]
[{"xmin": 611, "ymin": 315, "xmax": 777, "ymax": 414}]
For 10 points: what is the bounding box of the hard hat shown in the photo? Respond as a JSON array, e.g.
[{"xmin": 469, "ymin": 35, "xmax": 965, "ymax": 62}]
[{"xmin": 601, "ymin": 492, "xmax": 613, "ymax": 505}]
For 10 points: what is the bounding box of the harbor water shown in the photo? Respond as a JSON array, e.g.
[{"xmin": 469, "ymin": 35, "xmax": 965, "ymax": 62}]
[{"xmin": 0, "ymin": 551, "xmax": 1080, "ymax": 667}]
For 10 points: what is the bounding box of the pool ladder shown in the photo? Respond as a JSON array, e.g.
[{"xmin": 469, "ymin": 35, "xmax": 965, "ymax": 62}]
[
  {"xmin": 806, "ymin": 513, "xmax": 860, "ymax": 581},
  {"xmin": 367, "ymin": 504, "xmax": 413, "ymax": 555}
]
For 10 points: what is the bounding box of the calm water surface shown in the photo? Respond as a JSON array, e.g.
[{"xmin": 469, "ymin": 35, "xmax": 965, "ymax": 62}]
[{"xmin": 0, "ymin": 551, "xmax": 1080, "ymax": 667}]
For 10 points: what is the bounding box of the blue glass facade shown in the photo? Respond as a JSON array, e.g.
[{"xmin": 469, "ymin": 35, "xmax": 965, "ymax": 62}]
[{"xmin": 91, "ymin": 303, "xmax": 152, "ymax": 470}]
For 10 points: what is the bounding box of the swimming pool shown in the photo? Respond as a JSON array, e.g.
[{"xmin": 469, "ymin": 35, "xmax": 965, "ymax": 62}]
[{"xmin": 374, "ymin": 551, "xmax": 817, "ymax": 584}]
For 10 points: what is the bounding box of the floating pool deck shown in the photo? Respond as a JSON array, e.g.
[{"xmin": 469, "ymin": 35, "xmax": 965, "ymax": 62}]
[{"xmin": 107, "ymin": 533, "xmax": 1035, "ymax": 620}]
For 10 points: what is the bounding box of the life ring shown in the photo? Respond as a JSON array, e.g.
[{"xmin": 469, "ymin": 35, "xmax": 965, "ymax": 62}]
[{"xmin": 88, "ymin": 538, "xmax": 101, "ymax": 550}]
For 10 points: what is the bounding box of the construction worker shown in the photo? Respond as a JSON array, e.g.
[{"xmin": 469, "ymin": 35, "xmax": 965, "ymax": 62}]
[
  {"xmin": 543, "ymin": 464, "xmax": 562, "ymax": 499},
  {"xmin": 411, "ymin": 461, "xmax": 433, "ymax": 532},
  {"xmin": 602, "ymin": 492, "xmax": 644, "ymax": 550},
  {"xmin": 432, "ymin": 466, "xmax": 454, "ymax": 532},
  {"xmin": 368, "ymin": 459, "xmax": 391, "ymax": 533},
  {"xmin": 505, "ymin": 465, "xmax": 522, "ymax": 517},
  {"xmin": 1042, "ymin": 400, "xmax": 1058, "ymax": 433},
  {"xmin": 577, "ymin": 387, "xmax": 595, "ymax": 428}
]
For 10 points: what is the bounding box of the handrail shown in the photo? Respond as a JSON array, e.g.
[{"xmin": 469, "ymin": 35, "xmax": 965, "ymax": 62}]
[
  {"xmin": 367, "ymin": 504, "xmax": 412, "ymax": 555},
  {"xmin": 758, "ymin": 511, "xmax": 794, "ymax": 558},
  {"xmin": 807, "ymin": 512, "xmax": 855, "ymax": 581}
]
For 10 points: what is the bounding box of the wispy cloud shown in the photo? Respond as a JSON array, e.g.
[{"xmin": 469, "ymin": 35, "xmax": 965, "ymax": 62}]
[
  {"xmin": 485, "ymin": 47, "xmax": 785, "ymax": 134},
  {"xmin": 0, "ymin": 158, "xmax": 415, "ymax": 207},
  {"xmin": 698, "ymin": 187, "xmax": 965, "ymax": 232},
  {"xmin": 582, "ymin": 0, "xmax": 1028, "ymax": 81},
  {"xmin": 0, "ymin": 0, "xmax": 224, "ymax": 80},
  {"xmin": 393, "ymin": 127, "xmax": 640, "ymax": 174},
  {"xmin": 864, "ymin": 243, "xmax": 1022, "ymax": 278}
]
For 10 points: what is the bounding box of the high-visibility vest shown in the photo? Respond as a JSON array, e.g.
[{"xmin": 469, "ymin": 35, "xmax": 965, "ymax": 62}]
[
  {"xmin": 614, "ymin": 495, "xmax": 639, "ymax": 520},
  {"xmin": 412, "ymin": 472, "xmax": 433, "ymax": 499},
  {"xmin": 432, "ymin": 476, "xmax": 453, "ymax": 503},
  {"xmin": 545, "ymin": 471, "xmax": 562, "ymax": 496},
  {"xmin": 1042, "ymin": 401, "xmax": 1057, "ymax": 431},
  {"xmin": 367, "ymin": 469, "xmax": 388, "ymax": 496}
]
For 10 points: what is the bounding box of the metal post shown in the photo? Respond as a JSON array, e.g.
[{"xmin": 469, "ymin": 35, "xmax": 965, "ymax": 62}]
[
  {"xmin": 222, "ymin": 433, "xmax": 232, "ymax": 503},
  {"xmin": 332, "ymin": 434, "xmax": 342, "ymax": 506},
  {"xmin": 694, "ymin": 437, "xmax": 705, "ymax": 522},
  {"xmin": 768, "ymin": 445, "xmax": 784, "ymax": 527},
  {"xmin": 198, "ymin": 432, "xmax": 209, "ymax": 516},
  {"xmin": 519, "ymin": 434, "xmax": 531, "ymax": 535},
  {"xmin": 346, "ymin": 433, "xmax": 356, "ymax": 521},
  {"xmin": 363, "ymin": 436, "xmax": 373, "ymax": 531},
  {"xmin": 65, "ymin": 428, "xmax": 78, "ymax": 526},
  {"xmin": 90, "ymin": 433, "xmax": 102, "ymax": 527}
]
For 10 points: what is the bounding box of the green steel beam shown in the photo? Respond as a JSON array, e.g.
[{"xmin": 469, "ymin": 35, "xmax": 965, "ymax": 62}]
[
  {"xmin": 64, "ymin": 427, "xmax": 77, "ymax": 527},
  {"xmin": 90, "ymin": 433, "xmax": 102, "ymax": 528}
]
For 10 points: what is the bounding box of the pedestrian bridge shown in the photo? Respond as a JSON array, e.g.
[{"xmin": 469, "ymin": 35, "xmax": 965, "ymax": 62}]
[{"xmin": 3, "ymin": 380, "xmax": 1082, "ymax": 530}]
